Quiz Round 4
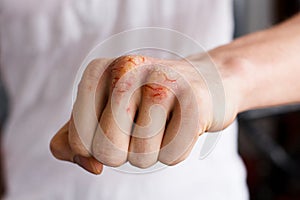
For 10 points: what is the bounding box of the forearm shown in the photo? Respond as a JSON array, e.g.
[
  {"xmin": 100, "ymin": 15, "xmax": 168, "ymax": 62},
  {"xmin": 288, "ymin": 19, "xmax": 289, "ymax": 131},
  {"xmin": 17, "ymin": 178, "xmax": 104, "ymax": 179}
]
[{"xmin": 210, "ymin": 13, "xmax": 300, "ymax": 112}]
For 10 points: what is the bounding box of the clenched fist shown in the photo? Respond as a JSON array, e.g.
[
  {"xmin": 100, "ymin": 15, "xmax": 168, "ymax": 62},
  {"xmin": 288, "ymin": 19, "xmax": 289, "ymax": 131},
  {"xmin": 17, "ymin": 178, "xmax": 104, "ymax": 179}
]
[{"xmin": 50, "ymin": 54, "xmax": 241, "ymax": 174}]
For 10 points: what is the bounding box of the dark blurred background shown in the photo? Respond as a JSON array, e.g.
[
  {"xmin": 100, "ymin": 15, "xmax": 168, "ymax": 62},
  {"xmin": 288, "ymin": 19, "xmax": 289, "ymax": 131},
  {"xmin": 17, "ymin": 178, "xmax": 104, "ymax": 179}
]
[
  {"xmin": 235, "ymin": 0, "xmax": 300, "ymax": 199},
  {"xmin": 0, "ymin": 0, "xmax": 299, "ymax": 199}
]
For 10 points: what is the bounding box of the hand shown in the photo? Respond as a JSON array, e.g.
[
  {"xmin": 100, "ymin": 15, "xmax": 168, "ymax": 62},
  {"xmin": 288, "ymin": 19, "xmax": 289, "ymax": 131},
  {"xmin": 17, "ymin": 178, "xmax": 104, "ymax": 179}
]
[{"xmin": 50, "ymin": 55, "xmax": 242, "ymax": 174}]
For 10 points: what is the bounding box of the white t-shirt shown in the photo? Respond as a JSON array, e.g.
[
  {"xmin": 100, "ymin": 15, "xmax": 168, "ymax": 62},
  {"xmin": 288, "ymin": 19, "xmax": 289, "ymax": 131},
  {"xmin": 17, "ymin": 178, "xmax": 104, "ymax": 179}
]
[{"xmin": 0, "ymin": 0, "xmax": 249, "ymax": 199}]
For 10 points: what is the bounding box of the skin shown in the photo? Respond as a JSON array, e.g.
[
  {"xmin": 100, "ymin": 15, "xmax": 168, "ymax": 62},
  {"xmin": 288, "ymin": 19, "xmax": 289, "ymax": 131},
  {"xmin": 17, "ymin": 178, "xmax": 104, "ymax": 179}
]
[{"xmin": 50, "ymin": 14, "xmax": 300, "ymax": 174}]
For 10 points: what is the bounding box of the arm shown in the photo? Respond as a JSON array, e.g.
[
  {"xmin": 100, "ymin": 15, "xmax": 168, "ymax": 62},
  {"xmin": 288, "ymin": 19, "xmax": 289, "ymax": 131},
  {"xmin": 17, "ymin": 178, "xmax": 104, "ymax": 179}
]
[{"xmin": 210, "ymin": 13, "xmax": 300, "ymax": 112}]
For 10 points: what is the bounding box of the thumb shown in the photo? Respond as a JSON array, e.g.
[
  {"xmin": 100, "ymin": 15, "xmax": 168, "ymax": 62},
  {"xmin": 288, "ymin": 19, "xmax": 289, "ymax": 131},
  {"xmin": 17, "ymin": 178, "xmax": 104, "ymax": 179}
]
[{"xmin": 50, "ymin": 121, "xmax": 103, "ymax": 175}]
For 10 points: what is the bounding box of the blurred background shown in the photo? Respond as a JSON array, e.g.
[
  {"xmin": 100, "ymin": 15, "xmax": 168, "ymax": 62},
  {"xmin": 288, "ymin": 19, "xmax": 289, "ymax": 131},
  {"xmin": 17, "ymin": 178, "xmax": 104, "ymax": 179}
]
[
  {"xmin": 235, "ymin": 0, "xmax": 300, "ymax": 199},
  {"xmin": 0, "ymin": 0, "xmax": 299, "ymax": 199}
]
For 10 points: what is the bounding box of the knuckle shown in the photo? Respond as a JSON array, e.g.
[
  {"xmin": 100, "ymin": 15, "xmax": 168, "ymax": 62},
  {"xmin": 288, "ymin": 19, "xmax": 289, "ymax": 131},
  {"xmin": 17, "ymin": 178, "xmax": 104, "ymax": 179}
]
[
  {"xmin": 144, "ymin": 83, "xmax": 169, "ymax": 101},
  {"xmin": 143, "ymin": 69, "xmax": 177, "ymax": 102},
  {"xmin": 109, "ymin": 55, "xmax": 147, "ymax": 90},
  {"xmin": 109, "ymin": 55, "xmax": 146, "ymax": 77}
]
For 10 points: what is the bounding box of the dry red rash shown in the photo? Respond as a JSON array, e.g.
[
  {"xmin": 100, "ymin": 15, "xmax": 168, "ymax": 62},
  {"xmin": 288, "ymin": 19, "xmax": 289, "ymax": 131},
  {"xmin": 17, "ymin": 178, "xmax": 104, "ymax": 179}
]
[
  {"xmin": 144, "ymin": 84, "xmax": 168, "ymax": 101},
  {"xmin": 109, "ymin": 55, "xmax": 177, "ymax": 101},
  {"xmin": 110, "ymin": 55, "xmax": 146, "ymax": 89},
  {"xmin": 144, "ymin": 73, "xmax": 177, "ymax": 101}
]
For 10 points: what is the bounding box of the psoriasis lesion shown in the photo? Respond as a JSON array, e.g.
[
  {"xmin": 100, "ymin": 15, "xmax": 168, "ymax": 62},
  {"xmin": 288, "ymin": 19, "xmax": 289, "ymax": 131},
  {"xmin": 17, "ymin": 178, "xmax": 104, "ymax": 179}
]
[
  {"xmin": 110, "ymin": 55, "xmax": 147, "ymax": 89},
  {"xmin": 144, "ymin": 84, "xmax": 168, "ymax": 101},
  {"xmin": 109, "ymin": 55, "xmax": 179, "ymax": 102},
  {"xmin": 143, "ymin": 67, "xmax": 178, "ymax": 102}
]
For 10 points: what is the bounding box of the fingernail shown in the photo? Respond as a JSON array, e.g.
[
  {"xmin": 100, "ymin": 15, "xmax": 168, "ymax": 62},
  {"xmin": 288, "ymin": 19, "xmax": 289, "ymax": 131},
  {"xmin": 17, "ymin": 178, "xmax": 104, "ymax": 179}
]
[{"xmin": 73, "ymin": 155, "xmax": 102, "ymax": 175}]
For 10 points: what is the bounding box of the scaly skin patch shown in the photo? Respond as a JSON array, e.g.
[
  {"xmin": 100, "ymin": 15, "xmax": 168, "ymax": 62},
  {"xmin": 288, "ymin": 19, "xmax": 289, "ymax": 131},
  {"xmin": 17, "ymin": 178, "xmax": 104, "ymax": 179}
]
[
  {"xmin": 143, "ymin": 68, "xmax": 177, "ymax": 102},
  {"xmin": 144, "ymin": 84, "xmax": 168, "ymax": 101},
  {"xmin": 110, "ymin": 55, "xmax": 146, "ymax": 88},
  {"xmin": 110, "ymin": 55, "xmax": 178, "ymax": 103}
]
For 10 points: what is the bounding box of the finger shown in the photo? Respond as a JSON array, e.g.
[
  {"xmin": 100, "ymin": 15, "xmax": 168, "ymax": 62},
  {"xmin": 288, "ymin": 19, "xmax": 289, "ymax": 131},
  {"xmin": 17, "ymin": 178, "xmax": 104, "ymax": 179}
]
[
  {"xmin": 128, "ymin": 80, "xmax": 175, "ymax": 168},
  {"xmin": 50, "ymin": 122, "xmax": 74, "ymax": 162},
  {"xmin": 50, "ymin": 122, "xmax": 103, "ymax": 174},
  {"xmin": 70, "ymin": 58, "xmax": 111, "ymax": 157},
  {"xmin": 159, "ymin": 94, "xmax": 201, "ymax": 166},
  {"xmin": 92, "ymin": 55, "xmax": 146, "ymax": 167}
]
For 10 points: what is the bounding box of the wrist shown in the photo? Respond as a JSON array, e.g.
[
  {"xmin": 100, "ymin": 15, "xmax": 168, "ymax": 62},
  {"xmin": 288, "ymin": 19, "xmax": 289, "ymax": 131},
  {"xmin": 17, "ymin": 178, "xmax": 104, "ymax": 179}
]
[{"xmin": 208, "ymin": 46, "xmax": 255, "ymax": 114}]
